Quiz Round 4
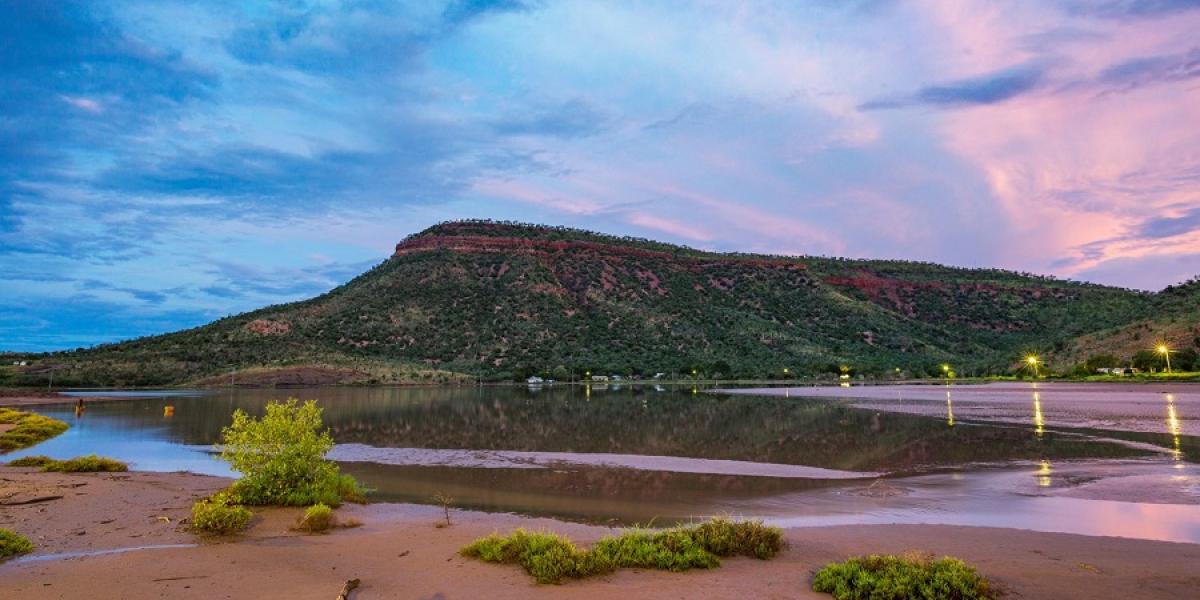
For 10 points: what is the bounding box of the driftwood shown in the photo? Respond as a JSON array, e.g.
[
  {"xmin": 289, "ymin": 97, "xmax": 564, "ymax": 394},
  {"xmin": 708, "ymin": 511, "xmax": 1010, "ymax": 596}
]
[
  {"xmin": 0, "ymin": 494, "xmax": 64, "ymax": 506},
  {"xmin": 336, "ymin": 578, "xmax": 360, "ymax": 600}
]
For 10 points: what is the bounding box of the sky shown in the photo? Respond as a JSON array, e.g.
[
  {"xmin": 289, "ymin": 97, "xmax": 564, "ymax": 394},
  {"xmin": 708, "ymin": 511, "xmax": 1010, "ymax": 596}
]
[{"xmin": 2, "ymin": 0, "xmax": 1200, "ymax": 351}]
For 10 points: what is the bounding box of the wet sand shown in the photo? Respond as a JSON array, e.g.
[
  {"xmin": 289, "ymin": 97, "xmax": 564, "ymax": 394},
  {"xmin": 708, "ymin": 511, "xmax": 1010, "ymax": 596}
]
[{"xmin": 3, "ymin": 467, "xmax": 1200, "ymax": 599}]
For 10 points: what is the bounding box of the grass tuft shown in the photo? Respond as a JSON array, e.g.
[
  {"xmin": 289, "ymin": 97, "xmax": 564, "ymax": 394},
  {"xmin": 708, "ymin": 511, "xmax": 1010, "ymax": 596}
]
[
  {"xmin": 0, "ymin": 408, "xmax": 68, "ymax": 453},
  {"xmin": 296, "ymin": 503, "xmax": 335, "ymax": 533},
  {"xmin": 191, "ymin": 492, "xmax": 253, "ymax": 535},
  {"xmin": 42, "ymin": 454, "xmax": 128, "ymax": 473},
  {"xmin": 6, "ymin": 454, "xmax": 128, "ymax": 472},
  {"xmin": 6, "ymin": 455, "xmax": 54, "ymax": 468},
  {"xmin": 0, "ymin": 528, "xmax": 34, "ymax": 561},
  {"xmin": 812, "ymin": 551, "xmax": 995, "ymax": 599},
  {"xmin": 460, "ymin": 517, "xmax": 784, "ymax": 584}
]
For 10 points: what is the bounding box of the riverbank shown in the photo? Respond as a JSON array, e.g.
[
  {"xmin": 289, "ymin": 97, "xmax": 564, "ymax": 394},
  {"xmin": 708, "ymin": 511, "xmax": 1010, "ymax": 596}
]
[
  {"xmin": 2, "ymin": 467, "xmax": 1199, "ymax": 599},
  {"xmin": 0, "ymin": 390, "xmax": 125, "ymax": 408}
]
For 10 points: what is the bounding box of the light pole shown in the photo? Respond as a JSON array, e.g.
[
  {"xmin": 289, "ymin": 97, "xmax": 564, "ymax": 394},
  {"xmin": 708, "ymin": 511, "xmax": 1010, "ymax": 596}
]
[
  {"xmin": 1026, "ymin": 355, "xmax": 1040, "ymax": 378},
  {"xmin": 1157, "ymin": 344, "xmax": 1172, "ymax": 373}
]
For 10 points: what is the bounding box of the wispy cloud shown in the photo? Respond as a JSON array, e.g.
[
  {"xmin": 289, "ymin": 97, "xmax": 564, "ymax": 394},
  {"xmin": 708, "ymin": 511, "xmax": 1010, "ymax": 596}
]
[{"xmin": 860, "ymin": 63, "xmax": 1047, "ymax": 110}]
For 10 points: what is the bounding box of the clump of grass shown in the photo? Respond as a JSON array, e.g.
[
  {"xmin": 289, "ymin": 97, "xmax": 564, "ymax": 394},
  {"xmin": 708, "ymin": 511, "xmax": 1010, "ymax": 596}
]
[
  {"xmin": 6, "ymin": 454, "xmax": 127, "ymax": 472},
  {"xmin": 812, "ymin": 551, "xmax": 995, "ymax": 599},
  {"xmin": 6, "ymin": 455, "xmax": 54, "ymax": 468},
  {"xmin": 42, "ymin": 454, "xmax": 128, "ymax": 473},
  {"xmin": 191, "ymin": 492, "xmax": 253, "ymax": 535},
  {"xmin": 296, "ymin": 503, "xmax": 335, "ymax": 533},
  {"xmin": 0, "ymin": 528, "xmax": 34, "ymax": 560},
  {"xmin": 460, "ymin": 517, "xmax": 784, "ymax": 584},
  {"xmin": 0, "ymin": 408, "xmax": 68, "ymax": 453}
]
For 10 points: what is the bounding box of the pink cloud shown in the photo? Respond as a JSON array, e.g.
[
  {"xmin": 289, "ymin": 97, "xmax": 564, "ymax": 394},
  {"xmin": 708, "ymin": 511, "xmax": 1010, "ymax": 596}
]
[{"xmin": 914, "ymin": 2, "xmax": 1200, "ymax": 284}]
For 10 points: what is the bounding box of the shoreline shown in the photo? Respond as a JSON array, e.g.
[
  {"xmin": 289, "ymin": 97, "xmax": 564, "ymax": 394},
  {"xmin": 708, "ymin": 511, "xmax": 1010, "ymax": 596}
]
[{"xmin": 3, "ymin": 468, "xmax": 1200, "ymax": 599}]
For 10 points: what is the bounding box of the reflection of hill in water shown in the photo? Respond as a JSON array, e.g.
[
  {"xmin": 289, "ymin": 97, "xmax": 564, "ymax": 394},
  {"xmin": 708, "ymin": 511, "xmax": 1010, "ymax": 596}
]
[
  {"xmin": 143, "ymin": 386, "xmax": 1150, "ymax": 473},
  {"xmin": 338, "ymin": 462, "xmax": 844, "ymax": 523}
]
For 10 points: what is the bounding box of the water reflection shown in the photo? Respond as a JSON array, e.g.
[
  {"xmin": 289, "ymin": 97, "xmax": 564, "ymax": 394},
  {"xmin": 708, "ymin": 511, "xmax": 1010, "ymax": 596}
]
[
  {"xmin": 945, "ymin": 390, "xmax": 955, "ymax": 427},
  {"xmin": 1036, "ymin": 460, "xmax": 1052, "ymax": 487},
  {"xmin": 1167, "ymin": 393, "xmax": 1183, "ymax": 465},
  {"xmin": 12, "ymin": 386, "xmax": 1153, "ymax": 477},
  {"xmin": 1032, "ymin": 391, "xmax": 1045, "ymax": 439}
]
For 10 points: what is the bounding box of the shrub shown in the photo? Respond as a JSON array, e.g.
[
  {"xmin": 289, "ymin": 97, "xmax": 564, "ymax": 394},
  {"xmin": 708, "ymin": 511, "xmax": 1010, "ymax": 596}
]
[
  {"xmin": 0, "ymin": 528, "xmax": 34, "ymax": 560},
  {"xmin": 812, "ymin": 552, "xmax": 995, "ymax": 599},
  {"xmin": 460, "ymin": 517, "xmax": 784, "ymax": 584},
  {"xmin": 219, "ymin": 399, "xmax": 364, "ymax": 506},
  {"xmin": 42, "ymin": 454, "xmax": 128, "ymax": 473},
  {"xmin": 7, "ymin": 455, "xmax": 54, "ymax": 468},
  {"xmin": 0, "ymin": 409, "xmax": 68, "ymax": 452},
  {"xmin": 191, "ymin": 492, "xmax": 253, "ymax": 535},
  {"xmin": 296, "ymin": 503, "xmax": 335, "ymax": 533}
]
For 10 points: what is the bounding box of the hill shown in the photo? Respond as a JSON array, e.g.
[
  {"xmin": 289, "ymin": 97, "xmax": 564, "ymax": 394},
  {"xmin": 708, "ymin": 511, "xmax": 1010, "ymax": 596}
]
[
  {"xmin": 1, "ymin": 220, "xmax": 1179, "ymax": 387},
  {"xmin": 1051, "ymin": 277, "xmax": 1200, "ymax": 372}
]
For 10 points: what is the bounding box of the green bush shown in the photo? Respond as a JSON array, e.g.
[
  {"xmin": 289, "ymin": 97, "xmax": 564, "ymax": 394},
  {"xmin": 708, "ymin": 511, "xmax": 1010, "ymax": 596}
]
[
  {"xmin": 812, "ymin": 552, "xmax": 995, "ymax": 599},
  {"xmin": 461, "ymin": 517, "xmax": 784, "ymax": 584},
  {"xmin": 42, "ymin": 454, "xmax": 128, "ymax": 473},
  {"xmin": 219, "ymin": 399, "xmax": 364, "ymax": 506},
  {"xmin": 191, "ymin": 492, "xmax": 253, "ymax": 535},
  {"xmin": 296, "ymin": 503, "xmax": 335, "ymax": 533},
  {"xmin": 0, "ymin": 409, "xmax": 68, "ymax": 452},
  {"xmin": 7, "ymin": 455, "xmax": 54, "ymax": 468},
  {"xmin": 0, "ymin": 528, "xmax": 34, "ymax": 560}
]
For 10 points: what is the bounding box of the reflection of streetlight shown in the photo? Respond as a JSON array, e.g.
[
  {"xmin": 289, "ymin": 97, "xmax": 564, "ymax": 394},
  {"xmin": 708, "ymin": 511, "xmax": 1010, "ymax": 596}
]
[
  {"xmin": 1157, "ymin": 344, "xmax": 1172, "ymax": 372},
  {"xmin": 945, "ymin": 390, "xmax": 954, "ymax": 427},
  {"xmin": 1032, "ymin": 391, "xmax": 1045, "ymax": 438},
  {"xmin": 1025, "ymin": 355, "xmax": 1040, "ymax": 378},
  {"xmin": 1036, "ymin": 460, "xmax": 1052, "ymax": 487},
  {"xmin": 1167, "ymin": 393, "xmax": 1182, "ymax": 464}
]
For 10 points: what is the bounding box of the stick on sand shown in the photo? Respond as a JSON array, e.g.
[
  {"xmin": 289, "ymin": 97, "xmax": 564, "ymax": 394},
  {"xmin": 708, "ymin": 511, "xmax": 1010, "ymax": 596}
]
[{"xmin": 335, "ymin": 578, "xmax": 360, "ymax": 600}]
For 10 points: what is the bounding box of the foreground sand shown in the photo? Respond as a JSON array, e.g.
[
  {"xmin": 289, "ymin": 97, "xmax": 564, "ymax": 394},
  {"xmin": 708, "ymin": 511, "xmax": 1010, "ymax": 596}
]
[{"xmin": 2, "ymin": 468, "xmax": 1200, "ymax": 599}]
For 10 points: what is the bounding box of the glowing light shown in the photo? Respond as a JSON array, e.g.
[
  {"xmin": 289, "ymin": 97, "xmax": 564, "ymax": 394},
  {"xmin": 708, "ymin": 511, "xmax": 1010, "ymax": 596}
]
[
  {"xmin": 1156, "ymin": 344, "xmax": 1173, "ymax": 372},
  {"xmin": 1025, "ymin": 355, "xmax": 1041, "ymax": 377}
]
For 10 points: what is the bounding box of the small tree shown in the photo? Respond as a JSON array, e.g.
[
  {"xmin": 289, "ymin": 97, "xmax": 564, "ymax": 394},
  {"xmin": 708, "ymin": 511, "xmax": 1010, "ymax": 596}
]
[{"xmin": 220, "ymin": 398, "xmax": 362, "ymax": 506}]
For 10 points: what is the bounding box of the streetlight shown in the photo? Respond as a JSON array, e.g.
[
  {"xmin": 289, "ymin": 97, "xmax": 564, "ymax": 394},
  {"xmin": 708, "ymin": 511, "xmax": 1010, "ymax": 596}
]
[
  {"xmin": 1157, "ymin": 344, "xmax": 1172, "ymax": 373},
  {"xmin": 1025, "ymin": 355, "xmax": 1040, "ymax": 378}
]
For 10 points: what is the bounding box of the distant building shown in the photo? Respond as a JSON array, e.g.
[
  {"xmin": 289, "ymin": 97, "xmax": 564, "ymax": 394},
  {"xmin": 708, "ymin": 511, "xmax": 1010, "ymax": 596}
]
[
  {"xmin": 11, "ymin": 360, "xmax": 28, "ymax": 366},
  {"xmin": 526, "ymin": 376, "xmax": 544, "ymax": 384},
  {"xmin": 590, "ymin": 375, "xmax": 610, "ymax": 382}
]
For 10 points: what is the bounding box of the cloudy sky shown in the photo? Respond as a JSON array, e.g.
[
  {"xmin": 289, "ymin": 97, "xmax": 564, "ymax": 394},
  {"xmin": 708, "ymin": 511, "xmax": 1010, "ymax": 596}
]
[{"xmin": 3, "ymin": 0, "xmax": 1200, "ymax": 351}]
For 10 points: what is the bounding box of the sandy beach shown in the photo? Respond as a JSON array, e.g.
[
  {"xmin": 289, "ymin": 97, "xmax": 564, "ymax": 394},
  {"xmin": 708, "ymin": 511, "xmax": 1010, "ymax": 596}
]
[{"xmin": 2, "ymin": 467, "xmax": 1199, "ymax": 599}]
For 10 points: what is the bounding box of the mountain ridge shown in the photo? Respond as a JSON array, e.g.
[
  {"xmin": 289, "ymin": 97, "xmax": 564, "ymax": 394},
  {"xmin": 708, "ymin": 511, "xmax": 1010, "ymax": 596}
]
[{"xmin": 2, "ymin": 220, "xmax": 1193, "ymax": 387}]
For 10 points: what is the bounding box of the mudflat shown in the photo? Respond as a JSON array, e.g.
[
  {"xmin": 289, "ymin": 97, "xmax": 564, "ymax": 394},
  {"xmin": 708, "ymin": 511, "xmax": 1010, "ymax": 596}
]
[{"xmin": 2, "ymin": 467, "xmax": 1199, "ymax": 599}]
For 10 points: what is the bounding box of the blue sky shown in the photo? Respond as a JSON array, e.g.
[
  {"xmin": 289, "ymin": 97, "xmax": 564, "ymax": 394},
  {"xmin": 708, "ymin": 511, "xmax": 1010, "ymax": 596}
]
[{"xmin": 3, "ymin": 0, "xmax": 1200, "ymax": 351}]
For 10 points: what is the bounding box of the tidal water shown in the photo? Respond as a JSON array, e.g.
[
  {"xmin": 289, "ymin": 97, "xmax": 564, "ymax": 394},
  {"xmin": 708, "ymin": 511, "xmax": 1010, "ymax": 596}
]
[{"xmin": 8, "ymin": 383, "xmax": 1200, "ymax": 542}]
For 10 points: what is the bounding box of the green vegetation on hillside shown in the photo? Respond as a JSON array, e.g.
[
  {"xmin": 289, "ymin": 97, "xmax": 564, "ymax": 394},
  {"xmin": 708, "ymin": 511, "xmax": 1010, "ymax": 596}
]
[
  {"xmin": 461, "ymin": 517, "xmax": 783, "ymax": 584},
  {"xmin": 3, "ymin": 221, "xmax": 1187, "ymax": 385}
]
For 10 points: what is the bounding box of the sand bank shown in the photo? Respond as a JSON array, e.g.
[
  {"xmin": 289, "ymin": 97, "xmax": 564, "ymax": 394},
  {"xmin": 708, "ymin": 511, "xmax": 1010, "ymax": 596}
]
[{"xmin": 2, "ymin": 467, "xmax": 1200, "ymax": 599}]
